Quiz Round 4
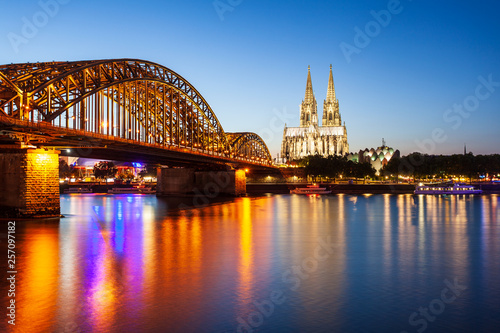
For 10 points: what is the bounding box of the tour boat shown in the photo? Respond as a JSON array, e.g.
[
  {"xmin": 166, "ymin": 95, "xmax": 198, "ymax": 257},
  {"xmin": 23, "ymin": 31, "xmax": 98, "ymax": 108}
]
[
  {"xmin": 291, "ymin": 184, "xmax": 332, "ymax": 195},
  {"xmin": 414, "ymin": 182, "xmax": 482, "ymax": 195},
  {"xmin": 108, "ymin": 185, "xmax": 156, "ymax": 194},
  {"xmin": 64, "ymin": 187, "xmax": 92, "ymax": 193}
]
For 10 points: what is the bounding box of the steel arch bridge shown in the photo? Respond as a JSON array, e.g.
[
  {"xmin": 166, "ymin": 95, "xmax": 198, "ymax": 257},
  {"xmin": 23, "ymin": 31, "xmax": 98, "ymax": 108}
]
[{"xmin": 0, "ymin": 59, "xmax": 273, "ymax": 167}]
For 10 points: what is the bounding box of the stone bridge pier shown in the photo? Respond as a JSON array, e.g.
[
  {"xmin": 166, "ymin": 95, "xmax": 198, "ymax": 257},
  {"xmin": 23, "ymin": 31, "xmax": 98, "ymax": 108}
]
[
  {"xmin": 0, "ymin": 148, "xmax": 60, "ymax": 218},
  {"xmin": 156, "ymin": 167, "xmax": 246, "ymax": 197}
]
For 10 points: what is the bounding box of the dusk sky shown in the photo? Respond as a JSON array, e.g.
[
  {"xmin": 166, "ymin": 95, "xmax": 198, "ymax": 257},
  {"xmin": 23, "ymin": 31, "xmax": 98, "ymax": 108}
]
[{"xmin": 2, "ymin": 0, "xmax": 499, "ymax": 157}]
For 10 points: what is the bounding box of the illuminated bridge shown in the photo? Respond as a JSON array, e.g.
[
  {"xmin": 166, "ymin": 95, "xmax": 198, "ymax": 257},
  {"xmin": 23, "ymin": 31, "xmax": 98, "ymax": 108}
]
[
  {"xmin": 0, "ymin": 59, "xmax": 273, "ymax": 167},
  {"xmin": 0, "ymin": 59, "xmax": 275, "ymax": 217}
]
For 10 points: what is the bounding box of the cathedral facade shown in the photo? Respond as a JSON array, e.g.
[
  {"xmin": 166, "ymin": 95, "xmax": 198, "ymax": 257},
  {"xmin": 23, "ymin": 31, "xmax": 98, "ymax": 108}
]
[{"xmin": 281, "ymin": 66, "xmax": 349, "ymax": 161}]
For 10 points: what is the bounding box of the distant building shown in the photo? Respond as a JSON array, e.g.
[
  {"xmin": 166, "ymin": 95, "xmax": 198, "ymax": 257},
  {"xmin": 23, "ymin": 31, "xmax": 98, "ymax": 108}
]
[
  {"xmin": 280, "ymin": 65, "xmax": 349, "ymax": 162},
  {"xmin": 347, "ymin": 140, "xmax": 400, "ymax": 175}
]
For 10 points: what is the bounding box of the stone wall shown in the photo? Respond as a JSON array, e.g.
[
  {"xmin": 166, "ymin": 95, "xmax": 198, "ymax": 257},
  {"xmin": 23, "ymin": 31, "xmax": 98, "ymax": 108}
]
[
  {"xmin": 234, "ymin": 170, "xmax": 246, "ymax": 196},
  {"xmin": 0, "ymin": 149, "xmax": 60, "ymax": 217},
  {"xmin": 194, "ymin": 170, "xmax": 246, "ymax": 196},
  {"xmin": 156, "ymin": 168, "xmax": 246, "ymax": 196},
  {"xmin": 156, "ymin": 167, "xmax": 195, "ymax": 195}
]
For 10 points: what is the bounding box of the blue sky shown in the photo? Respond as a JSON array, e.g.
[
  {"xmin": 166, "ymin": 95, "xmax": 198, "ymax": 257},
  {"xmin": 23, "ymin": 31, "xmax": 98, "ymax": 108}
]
[{"xmin": 2, "ymin": 0, "xmax": 499, "ymax": 156}]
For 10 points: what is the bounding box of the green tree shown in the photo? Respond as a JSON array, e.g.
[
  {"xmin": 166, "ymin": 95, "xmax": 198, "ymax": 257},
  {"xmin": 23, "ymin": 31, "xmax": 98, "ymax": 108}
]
[
  {"xmin": 326, "ymin": 155, "xmax": 346, "ymax": 180},
  {"xmin": 139, "ymin": 164, "xmax": 158, "ymax": 180},
  {"xmin": 93, "ymin": 161, "xmax": 118, "ymax": 182},
  {"xmin": 382, "ymin": 157, "xmax": 401, "ymax": 181},
  {"xmin": 304, "ymin": 155, "xmax": 328, "ymax": 182},
  {"xmin": 59, "ymin": 159, "xmax": 71, "ymax": 179},
  {"xmin": 354, "ymin": 162, "xmax": 376, "ymax": 183}
]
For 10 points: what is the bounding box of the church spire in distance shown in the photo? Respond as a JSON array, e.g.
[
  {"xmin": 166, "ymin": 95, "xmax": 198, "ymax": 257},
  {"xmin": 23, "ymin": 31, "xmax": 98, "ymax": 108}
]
[
  {"xmin": 300, "ymin": 66, "xmax": 318, "ymax": 127},
  {"xmin": 304, "ymin": 65, "xmax": 315, "ymax": 103},
  {"xmin": 326, "ymin": 64, "xmax": 336, "ymax": 103},
  {"xmin": 322, "ymin": 65, "xmax": 341, "ymax": 126}
]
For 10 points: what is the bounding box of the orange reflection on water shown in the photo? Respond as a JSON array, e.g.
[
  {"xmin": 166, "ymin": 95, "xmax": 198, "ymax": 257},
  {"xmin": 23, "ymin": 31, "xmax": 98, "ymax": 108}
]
[
  {"xmin": 489, "ymin": 194, "xmax": 498, "ymax": 224},
  {"xmin": 338, "ymin": 193, "xmax": 345, "ymax": 222},
  {"xmin": 189, "ymin": 213, "xmax": 203, "ymax": 275},
  {"xmin": 382, "ymin": 194, "xmax": 392, "ymax": 271},
  {"xmin": 146, "ymin": 208, "xmax": 206, "ymax": 330},
  {"xmin": 238, "ymin": 198, "xmax": 254, "ymax": 305},
  {"xmin": 16, "ymin": 229, "xmax": 59, "ymax": 332},
  {"xmin": 175, "ymin": 211, "xmax": 203, "ymax": 278},
  {"xmin": 57, "ymin": 217, "xmax": 82, "ymax": 331}
]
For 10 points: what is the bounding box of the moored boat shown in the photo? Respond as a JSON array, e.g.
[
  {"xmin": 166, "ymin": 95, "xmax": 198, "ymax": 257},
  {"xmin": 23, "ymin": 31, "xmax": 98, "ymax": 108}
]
[
  {"xmin": 414, "ymin": 182, "xmax": 482, "ymax": 195},
  {"xmin": 108, "ymin": 185, "xmax": 156, "ymax": 194},
  {"xmin": 291, "ymin": 184, "xmax": 332, "ymax": 195},
  {"xmin": 64, "ymin": 187, "xmax": 92, "ymax": 193}
]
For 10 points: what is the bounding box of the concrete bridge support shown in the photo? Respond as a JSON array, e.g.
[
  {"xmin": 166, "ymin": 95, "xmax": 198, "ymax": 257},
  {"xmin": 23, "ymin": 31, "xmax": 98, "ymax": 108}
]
[
  {"xmin": 157, "ymin": 167, "xmax": 246, "ymax": 197},
  {"xmin": 0, "ymin": 148, "xmax": 60, "ymax": 218}
]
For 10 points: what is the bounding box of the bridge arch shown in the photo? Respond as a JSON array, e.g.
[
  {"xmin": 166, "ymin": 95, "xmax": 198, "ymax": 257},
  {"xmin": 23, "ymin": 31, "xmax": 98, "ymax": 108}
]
[
  {"xmin": 226, "ymin": 132, "xmax": 272, "ymax": 162},
  {"xmin": 0, "ymin": 59, "xmax": 273, "ymax": 165},
  {"xmin": 0, "ymin": 59, "xmax": 229, "ymax": 153}
]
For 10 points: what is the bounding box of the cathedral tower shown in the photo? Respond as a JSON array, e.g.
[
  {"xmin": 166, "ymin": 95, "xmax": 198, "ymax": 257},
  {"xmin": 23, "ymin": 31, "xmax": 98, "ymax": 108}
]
[
  {"xmin": 281, "ymin": 65, "xmax": 349, "ymax": 162},
  {"xmin": 322, "ymin": 65, "xmax": 341, "ymax": 126},
  {"xmin": 299, "ymin": 66, "xmax": 318, "ymax": 127}
]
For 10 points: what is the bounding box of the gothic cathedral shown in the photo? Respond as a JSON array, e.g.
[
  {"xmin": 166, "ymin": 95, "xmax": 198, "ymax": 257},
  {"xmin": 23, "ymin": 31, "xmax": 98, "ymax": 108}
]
[{"xmin": 281, "ymin": 66, "xmax": 349, "ymax": 161}]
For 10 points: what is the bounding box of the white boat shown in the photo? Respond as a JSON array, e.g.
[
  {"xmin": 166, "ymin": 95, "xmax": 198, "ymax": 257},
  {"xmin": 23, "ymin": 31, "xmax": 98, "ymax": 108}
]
[
  {"xmin": 291, "ymin": 184, "xmax": 332, "ymax": 195},
  {"xmin": 64, "ymin": 187, "xmax": 92, "ymax": 193},
  {"xmin": 414, "ymin": 182, "xmax": 482, "ymax": 195},
  {"xmin": 108, "ymin": 185, "xmax": 156, "ymax": 194}
]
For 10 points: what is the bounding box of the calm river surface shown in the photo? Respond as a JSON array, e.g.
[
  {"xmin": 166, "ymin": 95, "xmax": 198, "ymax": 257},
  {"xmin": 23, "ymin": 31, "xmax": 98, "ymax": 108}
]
[{"xmin": 1, "ymin": 193, "xmax": 499, "ymax": 332}]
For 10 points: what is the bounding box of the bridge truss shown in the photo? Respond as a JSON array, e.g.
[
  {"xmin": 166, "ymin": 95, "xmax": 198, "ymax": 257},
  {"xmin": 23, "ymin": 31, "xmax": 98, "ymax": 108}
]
[{"xmin": 0, "ymin": 59, "xmax": 272, "ymax": 166}]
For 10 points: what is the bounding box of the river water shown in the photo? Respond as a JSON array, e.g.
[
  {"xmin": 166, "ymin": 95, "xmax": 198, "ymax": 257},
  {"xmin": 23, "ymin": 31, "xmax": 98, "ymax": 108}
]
[{"xmin": 1, "ymin": 193, "xmax": 499, "ymax": 332}]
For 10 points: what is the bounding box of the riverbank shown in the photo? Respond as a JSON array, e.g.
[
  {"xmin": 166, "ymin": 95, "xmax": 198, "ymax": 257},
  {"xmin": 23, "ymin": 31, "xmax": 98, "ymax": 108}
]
[
  {"xmin": 60, "ymin": 183, "xmax": 156, "ymax": 193},
  {"xmin": 60, "ymin": 182, "xmax": 500, "ymax": 195},
  {"xmin": 246, "ymin": 183, "xmax": 500, "ymax": 194},
  {"xmin": 246, "ymin": 183, "xmax": 414, "ymax": 194}
]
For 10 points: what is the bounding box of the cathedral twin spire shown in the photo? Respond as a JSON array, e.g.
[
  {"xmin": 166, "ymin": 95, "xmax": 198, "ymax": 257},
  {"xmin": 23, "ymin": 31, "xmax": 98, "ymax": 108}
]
[
  {"xmin": 300, "ymin": 65, "xmax": 341, "ymax": 128},
  {"xmin": 281, "ymin": 65, "xmax": 349, "ymax": 161}
]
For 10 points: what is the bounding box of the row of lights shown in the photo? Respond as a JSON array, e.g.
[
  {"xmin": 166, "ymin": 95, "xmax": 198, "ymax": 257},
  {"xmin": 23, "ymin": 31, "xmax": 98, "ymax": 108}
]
[
  {"xmin": 30, "ymin": 112, "xmax": 270, "ymax": 163},
  {"xmin": 61, "ymin": 116, "xmax": 268, "ymax": 163}
]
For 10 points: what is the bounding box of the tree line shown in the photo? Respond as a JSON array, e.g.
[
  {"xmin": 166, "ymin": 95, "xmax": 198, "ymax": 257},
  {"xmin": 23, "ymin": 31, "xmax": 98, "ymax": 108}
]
[
  {"xmin": 382, "ymin": 153, "xmax": 500, "ymax": 180},
  {"xmin": 293, "ymin": 153, "xmax": 500, "ymax": 182},
  {"xmin": 294, "ymin": 155, "xmax": 376, "ymax": 181}
]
